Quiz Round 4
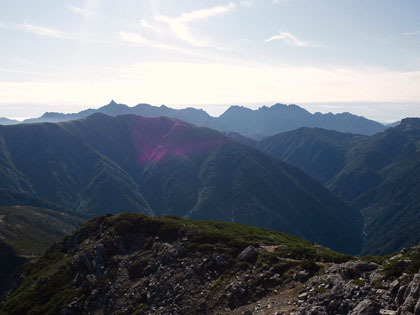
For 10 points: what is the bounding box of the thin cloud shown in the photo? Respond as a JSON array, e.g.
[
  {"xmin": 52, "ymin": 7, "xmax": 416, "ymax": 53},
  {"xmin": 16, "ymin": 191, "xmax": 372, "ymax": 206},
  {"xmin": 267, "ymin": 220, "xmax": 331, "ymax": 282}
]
[
  {"xmin": 22, "ymin": 22, "xmax": 65, "ymax": 37},
  {"xmin": 155, "ymin": 3, "xmax": 235, "ymax": 48},
  {"xmin": 177, "ymin": 3, "xmax": 235, "ymax": 22},
  {"xmin": 66, "ymin": 4, "xmax": 97, "ymax": 17},
  {"xmin": 405, "ymin": 30, "xmax": 420, "ymax": 36},
  {"xmin": 265, "ymin": 32, "xmax": 312, "ymax": 47},
  {"xmin": 140, "ymin": 19, "xmax": 158, "ymax": 31},
  {"xmin": 155, "ymin": 15, "xmax": 209, "ymax": 47},
  {"xmin": 119, "ymin": 32, "xmax": 207, "ymax": 57},
  {"xmin": 0, "ymin": 20, "xmax": 64, "ymax": 38},
  {"xmin": 0, "ymin": 20, "xmax": 125, "ymax": 45}
]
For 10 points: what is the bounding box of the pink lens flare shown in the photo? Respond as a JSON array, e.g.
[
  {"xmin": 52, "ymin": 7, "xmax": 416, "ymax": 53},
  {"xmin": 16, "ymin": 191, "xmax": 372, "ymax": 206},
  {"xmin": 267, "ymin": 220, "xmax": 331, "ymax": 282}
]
[{"xmin": 129, "ymin": 116, "xmax": 229, "ymax": 163}]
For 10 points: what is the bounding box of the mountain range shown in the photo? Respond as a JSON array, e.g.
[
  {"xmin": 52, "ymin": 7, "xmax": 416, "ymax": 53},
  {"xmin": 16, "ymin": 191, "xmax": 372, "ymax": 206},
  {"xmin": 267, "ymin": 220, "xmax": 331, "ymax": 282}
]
[
  {"xmin": 12, "ymin": 101, "xmax": 388, "ymax": 137},
  {"xmin": 0, "ymin": 113, "xmax": 363, "ymax": 254},
  {"xmin": 239, "ymin": 118, "xmax": 420, "ymax": 254},
  {"xmin": 0, "ymin": 118, "xmax": 19, "ymax": 125},
  {"xmin": 0, "ymin": 100, "xmax": 418, "ymax": 256},
  {"xmin": 1, "ymin": 105, "xmax": 420, "ymax": 314}
]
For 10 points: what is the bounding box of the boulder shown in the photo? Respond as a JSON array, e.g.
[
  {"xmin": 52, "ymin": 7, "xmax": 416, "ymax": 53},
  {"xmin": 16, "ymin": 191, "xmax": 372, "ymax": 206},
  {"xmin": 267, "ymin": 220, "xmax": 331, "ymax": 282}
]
[
  {"xmin": 296, "ymin": 270, "xmax": 311, "ymax": 283},
  {"xmin": 238, "ymin": 246, "xmax": 258, "ymax": 263},
  {"xmin": 398, "ymin": 273, "xmax": 420, "ymax": 314},
  {"xmin": 350, "ymin": 299, "xmax": 380, "ymax": 315}
]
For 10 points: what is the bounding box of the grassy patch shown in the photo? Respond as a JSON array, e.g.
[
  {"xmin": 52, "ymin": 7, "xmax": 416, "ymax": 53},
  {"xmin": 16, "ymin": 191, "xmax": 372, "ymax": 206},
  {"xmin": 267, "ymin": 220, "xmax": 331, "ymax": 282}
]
[
  {"xmin": 197, "ymin": 243, "xmax": 215, "ymax": 252},
  {"xmin": 271, "ymin": 261, "xmax": 298, "ymax": 275},
  {"xmin": 361, "ymin": 253, "xmax": 396, "ymax": 265},
  {"xmin": 90, "ymin": 213, "xmax": 352, "ymax": 263},
  {"xmin": 1, "ymin": 250, "xmax": 81, "ymax": 315},
  {"xmin": 381, "ymin": 249, "xmax": 420, "ymax": 279},
  {"xmin": 300, "ymin": 259, "xmax": 320, "ymax": 273}
]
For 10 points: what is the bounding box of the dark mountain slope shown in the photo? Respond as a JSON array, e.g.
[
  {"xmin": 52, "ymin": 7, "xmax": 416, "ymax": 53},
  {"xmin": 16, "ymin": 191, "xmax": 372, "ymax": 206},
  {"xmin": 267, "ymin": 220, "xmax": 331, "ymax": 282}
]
[
  {"xmin": 0, "ymin": 114, "xmax": 363, "ymax": 253},
  {"xmin": 22, "ymin": 101, "xmax": 386, "ymax": 137},
  {"xmin": 186, "ymin": 142, "xmax": 362, "ymax": 253},
  {"xmin": 0, "ymin": 241, "xmax": 25, "ymax": 296},
  {"xmin": 60, "ymin": 114, "xmax": 228, "ymax": 218},
  {"xmin": 226, "ymin": 131, "xmax": 258, "ymax": 147},
  {"xmin": 69, "ymin": 114, "xmax": 363, "ymax": 253},
  {"xmin": 253, "ymin": 120, "xmax": 420, "ymax": 254},
  {"xmin": 0, "ymin": 122, "xmax": 152, "ymax": 217},
  {"xmin": 0, "ymin": 206, "xmax": 81, "ymax": 256},
  {"xmin": 257, "ymin": 128, "xmax": 367, "ymax": 184},
  {"xmin": 330, "ymin": 118, "xmax": 420, "ymax": 201},
  {"xmin": 0, "ymin": 206, "xmax": 82, "ymax": 296},
  {"xmin": 330, "ymin": 118, "xmax": 420, "ymax": 254},
  {"xmin": 0, "ymin": 189, "xmax": 63, "ymax": 211}
]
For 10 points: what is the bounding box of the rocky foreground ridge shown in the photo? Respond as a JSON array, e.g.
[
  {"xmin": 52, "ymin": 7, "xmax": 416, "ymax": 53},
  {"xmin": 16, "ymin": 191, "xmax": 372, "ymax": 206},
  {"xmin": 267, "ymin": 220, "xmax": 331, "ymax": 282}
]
[
  {"xmin": 294, "ymin": 250, "xmax": 420, "ymax": 315},
  {"xmin": 0, "ymin": 213, "xmax": 419, "ymax": 315}
]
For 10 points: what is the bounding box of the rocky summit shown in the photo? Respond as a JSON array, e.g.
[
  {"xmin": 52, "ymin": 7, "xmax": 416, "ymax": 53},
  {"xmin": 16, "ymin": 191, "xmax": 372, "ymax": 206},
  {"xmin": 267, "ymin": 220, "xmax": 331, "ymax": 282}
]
[
  {"xmin": 1, "ymin": 213, "xmax": 419, "ymax": 315},
  {"xmin": 0, "ymin": 213, "xmax": 350, "ymax": 315}
]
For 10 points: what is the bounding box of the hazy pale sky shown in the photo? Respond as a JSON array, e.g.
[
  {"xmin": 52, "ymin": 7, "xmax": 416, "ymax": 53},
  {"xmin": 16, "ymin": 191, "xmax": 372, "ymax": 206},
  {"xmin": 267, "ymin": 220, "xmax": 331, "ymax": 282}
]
[{"xmin": 1, "ymin": 0, "xmax": 420, "ymax": 121}]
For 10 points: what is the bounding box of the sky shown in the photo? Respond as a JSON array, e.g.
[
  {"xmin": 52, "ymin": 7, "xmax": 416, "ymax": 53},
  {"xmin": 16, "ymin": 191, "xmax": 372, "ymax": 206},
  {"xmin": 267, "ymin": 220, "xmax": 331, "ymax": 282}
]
[{"xmin": 1, "ymin": 0, "xmax": 420, "ymax": 122}]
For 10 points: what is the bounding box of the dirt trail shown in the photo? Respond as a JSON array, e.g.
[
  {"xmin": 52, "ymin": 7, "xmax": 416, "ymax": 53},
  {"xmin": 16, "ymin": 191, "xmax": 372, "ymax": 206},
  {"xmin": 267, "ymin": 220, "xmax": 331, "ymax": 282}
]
[{"xmin": 231, "ymin": 281, "xmax": 304, "ymax": 315}]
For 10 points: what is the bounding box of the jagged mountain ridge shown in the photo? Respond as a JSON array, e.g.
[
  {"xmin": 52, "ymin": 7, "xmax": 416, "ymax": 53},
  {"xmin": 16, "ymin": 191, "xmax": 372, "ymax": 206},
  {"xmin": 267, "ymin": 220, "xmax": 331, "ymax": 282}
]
[
  {"xmin": 22, "ymin": 100, "xmax": 213, "ymax": 127},
  {"xmin": 0, "ymin": 113, "xmax": 363, "ymax": 253},
  {"xmin": 216, "ymin": 104, "xmax": 385, "ymax": 136},
  {"xmin": 18, "ymin": 100, "xmax": 386, "ymax": 137}
]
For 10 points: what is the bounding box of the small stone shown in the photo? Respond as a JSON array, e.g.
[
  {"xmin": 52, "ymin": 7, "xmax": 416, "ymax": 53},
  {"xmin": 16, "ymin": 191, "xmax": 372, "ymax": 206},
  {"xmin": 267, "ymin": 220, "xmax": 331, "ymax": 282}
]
[{"xmin": 298, "ymin": 292, "xmax": 308, "ymax": 300}]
